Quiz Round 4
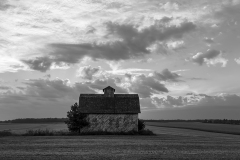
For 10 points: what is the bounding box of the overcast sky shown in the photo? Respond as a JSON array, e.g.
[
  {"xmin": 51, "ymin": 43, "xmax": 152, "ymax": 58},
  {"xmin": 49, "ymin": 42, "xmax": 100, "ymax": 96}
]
[{"xmin": 1, "ymin": 0, "xmax": 240, "ymax": 120}]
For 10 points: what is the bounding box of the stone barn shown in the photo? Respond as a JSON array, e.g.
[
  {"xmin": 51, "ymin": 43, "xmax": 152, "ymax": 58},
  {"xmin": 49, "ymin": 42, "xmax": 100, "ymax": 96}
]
[{"xmin": 79, "ymin": 86, "xmax": 141, "ymax": 132}]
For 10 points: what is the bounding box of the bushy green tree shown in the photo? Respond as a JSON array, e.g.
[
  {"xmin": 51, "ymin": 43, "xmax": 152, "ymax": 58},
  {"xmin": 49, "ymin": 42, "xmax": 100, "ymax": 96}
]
[
  {"xmin": 138, "ymin": 119, "xmax": 145, "ymax": 131},
  {"xmin": 65, "ymin": 103, "xmax": 89, "ymax": 134}
]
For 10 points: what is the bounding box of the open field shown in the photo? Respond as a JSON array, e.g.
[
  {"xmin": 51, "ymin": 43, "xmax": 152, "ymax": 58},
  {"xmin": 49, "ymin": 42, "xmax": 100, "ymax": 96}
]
[
  {"xmin": 146, "ymin": 122, "xmax": 240, "ymax": 135},
  {"xmin": 0, "ymin": 123, "xmax": 68, "ymax": 133},
  {"xmin": 1, "ymin": 122, "xmax": 240, "ymax": 135},
  {"xmin": 0, "ymin": 123, "xmax": 240, "ymax": 159},
  {"xmin": 1, "ymin": 133, "xmax": 240, "ymax": 159}
]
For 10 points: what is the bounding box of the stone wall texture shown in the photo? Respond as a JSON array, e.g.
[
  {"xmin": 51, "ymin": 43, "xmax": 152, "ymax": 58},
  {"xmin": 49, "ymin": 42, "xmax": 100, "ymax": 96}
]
[{"xmin": 82, "ymin": 114, "xmax": 138, "ymax": 132}]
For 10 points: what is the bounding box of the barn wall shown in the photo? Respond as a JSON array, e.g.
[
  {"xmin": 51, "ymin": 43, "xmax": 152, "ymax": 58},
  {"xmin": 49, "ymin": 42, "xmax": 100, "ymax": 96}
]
[{"xmin": 82, "ymin": 114, "xmax": 138, "ymax": 132}]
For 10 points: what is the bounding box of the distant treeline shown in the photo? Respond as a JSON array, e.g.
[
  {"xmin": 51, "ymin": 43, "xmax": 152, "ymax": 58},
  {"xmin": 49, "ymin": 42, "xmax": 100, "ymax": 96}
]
[
  {"xmin": 1, "ymin": 118, "xmax": 239, "ymax": 125},
  {"xmin": 0, "ymin": 118, "xmax": 67, "ymax": 123},
  {"xmin": 202, "ymin": 119, "xmax": 240, "ymax": 125},
  {"xmin": 144, "ymin": 119, "xmax": 203, "ymax": 122},
  {"xmin": 144, "ymin": 119, "xmax": 240, "ymax": 125}
]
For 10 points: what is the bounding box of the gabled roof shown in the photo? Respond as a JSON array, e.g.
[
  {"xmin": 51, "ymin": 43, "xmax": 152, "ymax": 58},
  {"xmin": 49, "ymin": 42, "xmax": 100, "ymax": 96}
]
[
  {"xmin": 103, "ymin": 86, "xmax": 115, "ymax": 92},
  {"xmin": 79, "ymin": 94, "xmax": 141, "ymax": 114}
]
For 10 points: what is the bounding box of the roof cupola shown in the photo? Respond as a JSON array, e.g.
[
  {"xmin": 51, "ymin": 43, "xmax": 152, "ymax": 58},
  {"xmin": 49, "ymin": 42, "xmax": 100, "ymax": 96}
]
[{"xmin": 103, "ymin": 86, "xmax": 115, "ymax": 97}]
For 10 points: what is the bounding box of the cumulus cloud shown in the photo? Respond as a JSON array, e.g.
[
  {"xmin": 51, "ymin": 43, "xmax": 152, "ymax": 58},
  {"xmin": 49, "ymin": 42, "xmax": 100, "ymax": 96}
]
[
  {"xmin": 0, "ymin": 77, "xmax": 130, "ymax": 120},
  {"xmin": 153, "ymin": 96, "xmax": 184, "ymax": 108},
  {"xmin": 77, "ymin": 66, "xmax": 101, "ymax": 80},
  {"xmin": 129, "ymin": 74, "xmax": 168, "ymax": 98},
  {"xmin": 140, "ymin": 98, "xmax": 158, "ymax": 110},
  {"xmin": 152, "ymin": 69, "xmax": 181, "ymax": 82},
  {"xmin": 166, "ymin": 40, "xmax": 185, "ymax": 50},
  {"xmin": 205, "ymin": 56, "xmax": 228, "ymax": 67},
  {"xmin": 22, "ymin": 57, "xmax": 52, "ymax": 72},
  {"xmin": 86, "ymin": 78, "xmax": 128, "ymax": 94},
  {"xmin": 235, "ymin": 57, "xmax": 240, "ymax": 64},
  {"xmin": 192, "ymin": 49, "xmax": 220, "ymax": 65},
  {"xmin": 150, "ymin": 93, "xmax": 240, "ymax": 109},
  {"xmin": 0, "ymin": 78, "xmax": 98, "ymax": 120},
  {"xmin": 140, "ymin": 94, "xmax": 240, "ymax": 120},
  {"xmin": 22, "ymin": 19, "xmax": 196, "ymax": 72},
  {"xmin": 191, "ymin": 49, "xmax": 228, "ymax": 67}
]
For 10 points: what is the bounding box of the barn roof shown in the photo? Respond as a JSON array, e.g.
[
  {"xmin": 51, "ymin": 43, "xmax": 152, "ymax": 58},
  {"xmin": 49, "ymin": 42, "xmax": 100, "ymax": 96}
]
[{"xmin": 79, "ymin": 94, "xmax": 141, "ymax": 114}]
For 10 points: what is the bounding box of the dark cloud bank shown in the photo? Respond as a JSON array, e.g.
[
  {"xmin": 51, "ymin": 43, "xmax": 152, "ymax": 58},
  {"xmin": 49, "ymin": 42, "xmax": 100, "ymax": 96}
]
[{"xmin": 22, "ymin": 19, "xmax": 196, "ymax": 72}]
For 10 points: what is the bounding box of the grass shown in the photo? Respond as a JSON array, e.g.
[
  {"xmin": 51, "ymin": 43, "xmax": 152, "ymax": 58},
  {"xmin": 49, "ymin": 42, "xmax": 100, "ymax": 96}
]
[
  {"xmin": 146, "ymin": 121, "xmax": 240, "ymax": 135},
  {"xmin": 0, "ymin": 128, "xmax": 154, "ymax": 136},
  {"xmin": 1, "ymin": 134, "xmax": 240, "ymax": 159},
  {"xmin": 0, "ymin": 130, "xmax": 13, "ymax": 137}
]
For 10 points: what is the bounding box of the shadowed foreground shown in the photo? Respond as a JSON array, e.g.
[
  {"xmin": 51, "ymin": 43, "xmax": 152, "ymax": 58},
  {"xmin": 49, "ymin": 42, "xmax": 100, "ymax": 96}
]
[{"xmin": 1, "ymin": 132, "xmax": 240, "ymax": 160}]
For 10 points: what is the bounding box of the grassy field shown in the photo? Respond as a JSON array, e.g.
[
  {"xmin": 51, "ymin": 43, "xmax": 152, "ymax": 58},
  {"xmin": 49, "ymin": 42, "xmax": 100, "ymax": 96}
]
[
  {"xmin": 1, "ymin": 122, "xmax": 240, "ymax": 135},
  {"xmin": 1, "ymin": 123, "xmax": 240, "ymax": 159},
  {"xmin": 1, "ymin": 134, "xmax": 240, "ymax": 159},
  {"xmin": 146, "ymin": 122, "xmax": 240, "ymax": 135},
  {"xmin": 0, "ymin": 123, "xmax": 68, "ymax": 133}
]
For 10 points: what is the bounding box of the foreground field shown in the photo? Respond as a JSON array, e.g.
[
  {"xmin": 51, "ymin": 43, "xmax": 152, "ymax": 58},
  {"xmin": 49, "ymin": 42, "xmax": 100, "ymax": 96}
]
[
  {"xmin": 1, "ymin": 133, "xmax": 240, "ymax": 160},
  {"xmin": 146, "ymin": 122, "xmax": 240, "ymax": 135}
]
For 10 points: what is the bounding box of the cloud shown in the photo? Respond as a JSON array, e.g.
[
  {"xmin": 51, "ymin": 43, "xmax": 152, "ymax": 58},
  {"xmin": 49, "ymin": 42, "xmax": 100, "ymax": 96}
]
[
  {"xmin": 190, "ymin": 77, "xmax": 207, "ymax": 81},
  {"xmin": 86, "ymin": 78, "xmax": 128, "ymax": 94},
  {"xmin": 0, "ymin": 0, "xmax": 14, "ymax": 11},
  {"xmin": 22, "ymin": 19, "xmax": 196, "ymax": 72},
  {"xmin": 191, "ymin": 49, "xmax": 228, "ymax": 67},
  {"xmin": 153, "ymin": 96, "xmax": 184, "ymax": 108},
  {"xmin": 125, "ymin": 73, "xmax": 132, "ymax": 80},
  {"xmin": 77, "ymin": 66, "xmax": 101, "ymax": 80},
  {"xmin": 160, "ymin": 2, "xmax": 179, "ymax": 11},
  {"xmin": 205, "ymin": 56, "xmax": 228, "ymax": 67},
  {"xmin": 235, "ymin": 57, "xmax": 240, "ymax": 64},
  {"xmin": 0, "ymin": 77, "xmax": 129, "ymax": 116},
  {"xmin": 44, "ymin": 74, "xmax": 51, "ymax": 79},
  {"xmin": 0, "ymin": 55, "xmax": 28, "ymax": 73},
  {"xmin": 140, "ymin": 94, "xmax": 240, "ymax": 119},
  {"xmin": 166, "ymin": 40, "xmax": 185, "ymax": 50},
  {"xmin": 150, "ymin": 93, "xmax": 240, "ymax": 109},
  {"xmin": 203, "ymin": 37, "xmax": 214, "ymax": 44},
  {"xmin": 140, "ymin": 98, "xmax": 158, "ymax": 110},
  {"xmin": 86, "ymin": 26, "xmax": 96, "ymax": 34},
  {"xmin": 152, "ymin": 69, "xmax": 181, "ymax": 82},
  {"xmin": 0, "ymin": 86, "xmax": 11, "ymax": 90},
  {"xmin": 107, "ymin": 68, "xmax": 152, "ymax": 75},
  {"xmin": 22, "ymin": 57, "xmax": 52, "ymax": 72},
  {"xmin": 129, "ymin": 74, "xmax": 168, "ymax": 98},
  {"xmin": 0, "ymin": 78, "xmax": 100, "ymax": 120},
  {"xmin": 192, "ymin": 49, "xmax": 220, "ymax": 65}
]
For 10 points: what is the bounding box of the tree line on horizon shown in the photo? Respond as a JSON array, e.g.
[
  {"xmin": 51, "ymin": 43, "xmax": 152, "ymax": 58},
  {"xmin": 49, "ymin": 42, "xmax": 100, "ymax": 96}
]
[
  {"xmin": 0, "ymin": 118, "xmax": 67, "ymax": 123},
  {"xmin": 1, "ymin": 118, "xmax": 239, "ymax": 125}
]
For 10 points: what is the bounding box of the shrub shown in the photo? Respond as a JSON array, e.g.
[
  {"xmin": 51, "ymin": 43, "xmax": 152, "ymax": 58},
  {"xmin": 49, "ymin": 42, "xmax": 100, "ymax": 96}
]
[
  {"xmin": 0, "ymin": 130, "xmax": 12, "ymax": 137},
  {"xmin": 138, "ymin": 119, "xmax": 145, "ymax": 131},
  {"xmin": 138, "ymin": 129, "xmax": 155, "ymax": 135},
  {"xmin": 23, "ymin": 129, "xmax": 54, "ymax": 136}
]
